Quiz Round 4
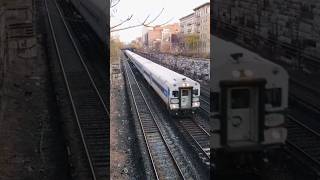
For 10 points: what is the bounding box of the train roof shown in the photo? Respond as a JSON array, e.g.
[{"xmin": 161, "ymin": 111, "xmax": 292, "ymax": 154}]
[
  {"xmin": 212, "ymin": 36, "xmax": 283, "ymax": 68},
  {"xmin": 210, "ymin": 36, "xmax": 288, "ymax": 89},
  {"xmin": 125, "ymin": 50, "xmax": 199, "ymax": 88}
]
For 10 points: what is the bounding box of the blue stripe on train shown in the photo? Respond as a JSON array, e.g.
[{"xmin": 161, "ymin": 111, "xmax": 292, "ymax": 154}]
[
  {"xmin": 136, "ymin": 62, "xmax": 169, "ymax": 98},
  {"xmin": 150, "ymin": 75, "xmax": 169, "ymax": 97}
]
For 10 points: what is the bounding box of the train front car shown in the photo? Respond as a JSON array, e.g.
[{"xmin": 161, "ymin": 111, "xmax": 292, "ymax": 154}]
[
  {"xmin": 125, "ymin": 50, "xmax": 201, "ymax": 116},
  {"xmin": 211, "ymin": 36, "xmax": 288, "ymax": 173},
  {"xmin": 167, "ymin": 77, "xmax": 200, "ymax": 115}
]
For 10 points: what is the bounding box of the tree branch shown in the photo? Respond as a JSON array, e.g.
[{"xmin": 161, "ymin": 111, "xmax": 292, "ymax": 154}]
[
  {"xmin": 145, "ymin": 8, "xmax": 164, "ymax": 25},
  {"xmin": 142, "ymin": 14, "xmax": 151, "ymax": 24},
  {"xmin": 110, "ymin": 4, "xmax": 172, "ymax": 32},
  {"xmin": 144, "ymin": 17, "xmax": 174, "ymax": 27},
  {"xmin": 110, "ymin": 15, "xmax": 133, "ymax": 29},
  {"xmin": 111, "ymin": 23, "xmax": 146, "ymax": 32},
  {"xmin": 111, "ymin": 0, "xmax": 120, "ymax": 8}
]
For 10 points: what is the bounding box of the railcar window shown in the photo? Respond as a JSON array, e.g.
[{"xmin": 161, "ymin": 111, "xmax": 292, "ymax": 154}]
[
  {"xmin": 193, "ymin": 89, "xmax": 199, "ymax": 95},
  {"xmin": 265, "ymin": 88, "xmax": 281, "ymax": 107},
  {"xmin": 231, "ymin": 89, "xmax": 250, "ymax": 109},
  {"xmin": 182, "ymin": 90, "xmax": 189, "ymax": 96},
  {"xmin": 172, "ymin": 91, "xmax": 179, "ymax": 97}
]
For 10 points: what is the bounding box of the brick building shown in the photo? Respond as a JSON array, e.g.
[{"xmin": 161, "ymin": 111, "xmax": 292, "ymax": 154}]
[
  {"xmin": 141, "ymin": 23, "xmax": 180, "ymax": 52},
  {"xmin": 142, "ymin": 27, "xmax": 151, "ymax": 47},
  {"xmin": 147, "ymin": 25, "xmax": 162, "ymax": 50},
  {"xmin": 194, "ymin": 2, "xmax": 210, "ymax": 54},
  {"xmin": 180, "ymin": 13, "xmax": 195, "ymax": 34},
  {"xmin": 179, "ymin": 2, "xmax": 210, "ymax": 55},
  {"xmin": 161, "ymin": 23, "xmax": 180, "ymax": 52}
]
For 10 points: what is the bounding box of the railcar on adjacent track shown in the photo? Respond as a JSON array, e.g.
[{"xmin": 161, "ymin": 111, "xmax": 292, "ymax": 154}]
[
  {"xmin": 211, "ymin": 36, "xmax": 288, "ymax": 150},
  {"xmin": 211, "ymin": 36, "xmax": 289, "ymax": 175}
]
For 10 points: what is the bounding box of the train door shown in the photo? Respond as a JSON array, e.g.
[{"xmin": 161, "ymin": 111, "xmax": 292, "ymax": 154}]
[
  {"xmin": 220, "ymin": 80, "xmax": 266, "ymax": 148},
  {"xmin": 226, "ymin": 87, "xmax": 259, "ymax": 146},
  {"xmin": 180, "ymin": 88, "xmax": 192, "ymax": 109}
]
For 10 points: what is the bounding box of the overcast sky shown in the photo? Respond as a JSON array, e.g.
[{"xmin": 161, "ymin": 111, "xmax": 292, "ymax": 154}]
[{"xmin": 110, "ymin": 0, "xmax": 209, "ymax": 43}]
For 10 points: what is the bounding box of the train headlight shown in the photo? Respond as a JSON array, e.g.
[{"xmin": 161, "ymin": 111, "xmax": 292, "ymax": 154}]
[
  {"xmin": 170, "ymin": 104, "xmax": 179, "ymax": 109},
  {"xmin": 265, "ymin": 114, "xmax": 285, "ymax": 127},
  {"xmin": 192, "ymin": 102, "xmax": 200, "ymax": 107},
  {"xmin": 182, "ymin": 83, "xmax": 190, "ymax": 87},
  {"xmin": 170, "ymin": 98, "xmax": 179, "ymax": 103},
  {"xmin": 263, "ymin": 128, "xmax": 287, "ymax": 144},
  {"xmin": 271, "ymin": 130, "xmax": 281, "ymax": 140},
  {"xmin": 232, "ymin": 69, "xmax": 253, "ymax": 78},
  {"xmin": 244, "ymin": 70, "xmax": 253, "ymax": 77}
]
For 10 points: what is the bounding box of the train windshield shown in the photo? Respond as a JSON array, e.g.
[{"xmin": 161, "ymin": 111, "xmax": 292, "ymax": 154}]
[
  {"xmin": 265, "ymin": 88, "xmax": 281, "ymax": 107},
  {"xmin": 231, "ymin": 89, "xmax": 250, "ymax": 109},
  {"xmin": 193, "ymin": 89, "xmax": 199, "ymax": 95},
  {"xmin": 172, "ymin": 91, "xmax": 179, "ymax": 97},
  {"xmin": 182, "ymin": 90, "xmax": 189, "ymax": 96}
]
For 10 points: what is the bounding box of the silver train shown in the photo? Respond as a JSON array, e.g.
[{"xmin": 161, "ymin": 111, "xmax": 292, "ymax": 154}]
[
  {"xmin": 211, "ymin": 36, "xmax": 289, "ymax": 151},
  {"xmin": 124, "ymin": 50, "xmax": 201, "ymax": 115}
]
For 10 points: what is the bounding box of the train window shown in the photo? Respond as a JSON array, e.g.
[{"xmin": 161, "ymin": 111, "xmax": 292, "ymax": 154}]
[
  {"xmin": 182, "ymin": 90, "xmax": 189, "ymax": 96},
  {"xmin": 231, "ymin": 89, "xmax": 250, "ymax": 109},
  {"xmin": 172, "ymin": 91, "xmax": 179, "ymax": 97},
  {"xmin": 193, "ymin": 89, "xmax": 199, "ymax": 95},
  {"xmin": 265, "ymin": 88, "xmax": 281, "ymax": 107},
  {"xmin": 211, "ymin": 92, "xmax": 219, "ymax": 112}
]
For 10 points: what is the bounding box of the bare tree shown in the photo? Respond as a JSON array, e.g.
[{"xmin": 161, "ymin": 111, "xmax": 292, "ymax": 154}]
[{"xmin": 110, "ymin": 0, "xmax": 172, "ymax": 32}]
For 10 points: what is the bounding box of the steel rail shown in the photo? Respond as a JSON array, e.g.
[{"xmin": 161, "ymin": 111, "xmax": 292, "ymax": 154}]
[
  {"xmin": 123, "ymin": 59, "xmax": 185, "ymax": 180},
  {"xmin": 180, "ymin": 118, "xmax": 210, "ymax": 160},
  {"xmin": 45, "ymin": 0, "xmax": 109, "ymax": 179},
  {"xmin": 44, "ymin": 0, "xmax": 97, "ymax": 179},
  {"xmin": 53, "ymin": 0, "xmax": 108, "ymax": 115},
  {"xmin": 199, "ymin": 96, "xmax": 210, "ymax": 114},
  {"xmin": 123, "ymin": 60, "xmax": 160, "ymax": 180},
  {"xmin": 289, "ymin": 93, "xmax": 320, "ymax": 115},
  {"xmin": 286, "ymin": 115, "xmax": 320, "ymax": 167}
]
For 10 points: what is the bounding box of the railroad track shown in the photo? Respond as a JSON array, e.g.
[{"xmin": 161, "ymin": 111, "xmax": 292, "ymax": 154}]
[
  {"xmin": 281, "ymin": 71, "xmax": 320, "ymax": 175},
  {"xmin": 201, "ymin": 83, "xmax": 210, "ymax": 95},
  {"xmin": 57, "ymin": 0, "xmax": 104, "ymax": 57},
  {"xmin": 290, "ymin": 94, "xmax": 320, "ymax": 116},
  {"xmin": 45, "ymin": 0, "xmax": 109, "ymax": 179},
  {"xmin": 290, "ymin": 80, "xmax": 320, "ymax": 116},
  {"xmin": 200, "ymin": 96, "xmax": 210, "ymax": 114},
  {"xmin": 199, "ymin": 84, "xmax": 210, "ymax": 113},
  {"xmin": 286, "ymin": 115, "xmax": 320, "ymax": 172},
  {"xmin": 57, "ymin": 0, "xmax": 108, "ymax": 97},
  {"xmin": 123, "ymin": 59, "xmax": 186, "ymax": 180},
  {"xmin": 179, "ymin": 118, "xmax": 210, "ymax": 162}
]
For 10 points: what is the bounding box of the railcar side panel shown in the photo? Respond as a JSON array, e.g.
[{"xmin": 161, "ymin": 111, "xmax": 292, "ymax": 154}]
[{"xmin": 127, "ymin": 51, "xmax": 170, "ymax": 106}]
